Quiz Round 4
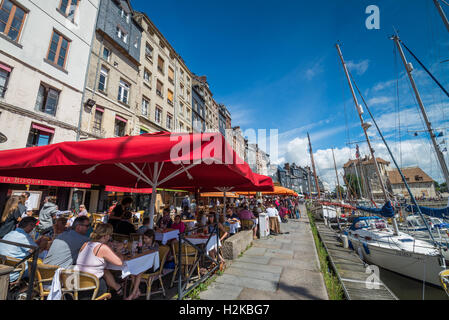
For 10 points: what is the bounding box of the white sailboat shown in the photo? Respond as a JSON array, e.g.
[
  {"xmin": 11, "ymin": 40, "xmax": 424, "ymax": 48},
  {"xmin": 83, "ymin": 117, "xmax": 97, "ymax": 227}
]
[
  {"xmin": 336, "ymin": 43, "xmax": 447, "ymax": 287},
  {"xmin": 344, "ymin": 215, "xmax": 445, "ymax": 287}
]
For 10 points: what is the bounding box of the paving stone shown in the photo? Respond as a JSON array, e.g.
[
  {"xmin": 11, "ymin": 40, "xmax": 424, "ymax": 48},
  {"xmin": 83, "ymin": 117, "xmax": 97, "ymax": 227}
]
[
  {"xmin": 252, "ymin": 241, "xmax": 283, "ymax": 250},
  {"xmin": 236, "ymin": 255, "xmax": 271, "ymax": 265},
  {"xmin": 214, "ymin": 274, "xmax": 278, "ymax": 292},
  {"xmin": 199, "ymin": 282, "xmax": 243, "ymax": 300},
  {"xmin": 230, "ymin": 261, "xmax": 283, "ymax": 274},
  {"xmin": 226, "ymin": 266, "xmax": 281, "ymax": 282},
  {"xmin": 269, "ymin": 258, "xmax": 319, "ymax": 272},
  {"xmin": 244, "ymin": 247, "xmax": 267, "ymax": 256}
]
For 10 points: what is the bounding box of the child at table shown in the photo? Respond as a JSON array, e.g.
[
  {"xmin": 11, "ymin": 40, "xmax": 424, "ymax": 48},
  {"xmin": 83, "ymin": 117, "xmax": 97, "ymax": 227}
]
[
  {"xmin": 171, "ymin": 215, "xmax": 186, "ymax": 234},
  {"xmin": 126, "ymin": 229, "xmax": 160, "ymax": 300}
]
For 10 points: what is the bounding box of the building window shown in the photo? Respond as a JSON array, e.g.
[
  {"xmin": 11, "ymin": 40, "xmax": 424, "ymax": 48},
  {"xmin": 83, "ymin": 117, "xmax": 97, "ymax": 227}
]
[
  {"xmin": 168, "ymin": 67, "xmax": 174, "ymax": 85},
  {"xmin": 140, "ymin": 128, "xmax": 149, "ymax": 135},
  {"xmin": 166, "ymin": 113, "xmax": 173, "ymax": 130},
  {"xmin": 156, "ymin": 80, "xmax": 163, "ymax": 98},
  {"xmin": 26, "ymin": 123, "xmax": 54, "ymax": 147},
  {"xmin": 180, "ymin": 83, "xmax": 184, "ymax": 97},
  {"xmin": 46, "ymin": 30, "xmax": 70, "ymax": 69},
  {"xmin": 58, "ymin": 0, "xmax": 79, "ymax": 22},
  {"xmin": 120, "ymin": 8, "xmax": 130, "ymax": 23},
  {"xmin": 180, "ymin": 70, "xmax": 184, "ymax": 82},
  {"xmin": 157, "ymin": 56, "xmax": 164, "ymax": 74},
  {"xmin": 143, "ymin": 68, "xmax": 151, "ymax": 85},
  {"xmin": 0, "ymin": 63, "xmax": 12, "ymax": 98},
  {"xmin": 98, "ymin": 66, "xmax": 108, "ymax": 92},
  {"xmin": 155, "ymin": 106, "xmax": 162, "ymax": 124},
  {"xmin": 179, "ymin": 122, "xmax": 184, "ymax": 132},
  {"xmin": 116, "ymin": 26, "xmax": 128, "ymax": 44},
  {"xmin": 117, "ymin": 79, "xmax": 130, "ymax": 105},
  {"xmin": 142, "ymin": 97, "xmax": 149, "ymax": 116},
  {"xmin": 92, "ymin": 107, "xmax": 103, "ymax": 131},
  {"xmin": 167, "ymin": 89, "xmax": 173, "ymax": 106},
  {"xmin": 114, "ymin": 116, "xmax": 127, "ymax": 137},
  {"xmin": 102, "ymin": 47, "xmax": 111, "ymax": 61},
  {"xmin": 0, "ymin": 0, "xmax": 27, "ymax": 42},
  {"xmin": 145, "ymin": 43, "xmax": 153, "ymax": 61},
  {"xmin": 179, "ymin": 102, "xmax": 184, "ymax": 116},
  {"xmin": 35, "ymin": 84, "xmax": 60, "ymax": 116}
]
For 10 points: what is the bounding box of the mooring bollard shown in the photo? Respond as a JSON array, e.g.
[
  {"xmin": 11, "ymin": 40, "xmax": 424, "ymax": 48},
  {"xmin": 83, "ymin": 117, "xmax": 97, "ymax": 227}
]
[{"xmin": 341, "ymin": 235, "xmax": 349, "ymax": 249}]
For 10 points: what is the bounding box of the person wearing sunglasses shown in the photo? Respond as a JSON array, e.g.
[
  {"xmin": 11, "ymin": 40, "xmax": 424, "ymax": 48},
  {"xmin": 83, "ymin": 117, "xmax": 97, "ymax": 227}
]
[{"xmin": 43, "ymin": 216, "xmax": 90, "ymax": 268}]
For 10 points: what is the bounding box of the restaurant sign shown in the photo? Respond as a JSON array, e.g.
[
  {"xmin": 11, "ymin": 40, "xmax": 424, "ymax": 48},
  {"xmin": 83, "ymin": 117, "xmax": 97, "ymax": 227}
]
[{"xmin": 0, "ymin": 176, "xmax": 91, "ymax": 188}]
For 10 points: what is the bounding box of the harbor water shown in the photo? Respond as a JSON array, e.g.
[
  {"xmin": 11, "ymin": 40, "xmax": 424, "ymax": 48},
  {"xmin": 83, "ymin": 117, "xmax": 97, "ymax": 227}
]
[{"xmin": 378, "ymin": 267, "xmax": 448, "ymax": 300}]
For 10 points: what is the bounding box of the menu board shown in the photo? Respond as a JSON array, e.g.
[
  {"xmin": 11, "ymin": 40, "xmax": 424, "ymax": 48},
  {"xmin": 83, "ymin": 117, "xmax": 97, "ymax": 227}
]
[{"xmin": 12, "ymin": 190, "xmax": 42, "ymax": 211}]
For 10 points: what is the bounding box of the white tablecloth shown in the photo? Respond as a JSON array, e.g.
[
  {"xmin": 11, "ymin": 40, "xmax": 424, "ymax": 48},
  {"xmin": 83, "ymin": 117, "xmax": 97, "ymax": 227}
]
[
  {"xmin": 155, "ymin": 229, "xmax": 180, "ymax": 245},
  {"xmin": 229, "ymin": 222, "xmax": 240, "ymax": 234},
  {"xmin": 184, "ymin": 234, "xmax": 221, "ymax": 254},
  {"xmin": 183, "ymin": 220, "xmax": 197, "ymax": 230},
  {"xmin": 108, "ymin": 251, "xmax": 160, "ymax": 279}
]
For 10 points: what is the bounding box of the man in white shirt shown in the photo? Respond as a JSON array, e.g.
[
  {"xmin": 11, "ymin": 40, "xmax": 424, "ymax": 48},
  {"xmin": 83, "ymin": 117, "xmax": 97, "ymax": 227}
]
[
  {"xmin": 21, "ymin": 192, "xmax": 33, "ymax": 218},
  {"xmin": 266, "ymin": 204, "xmax": 281, "ymax": 223},
  {"xmin": 266, "ymin": 203, "xmax": 281, "ymax": 235}
]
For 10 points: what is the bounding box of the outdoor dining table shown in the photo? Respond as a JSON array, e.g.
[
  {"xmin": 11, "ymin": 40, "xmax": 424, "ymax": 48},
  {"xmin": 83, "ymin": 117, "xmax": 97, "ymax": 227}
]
[
  {"xmin": 182, "ymin": 219, "xmax": 197, "ymax": 229},
  {"xmin": 183, "ymin": 234, "xmax": 221, "ymax": 254},
  {"xmin": 155, "ymin": 228, "xmax": 180, "ymax": 245},
  {"xmin": 107, "ymin": 250, "xmax": 160, "ymax": 279},
  {"xmin": 228, "ymin": 220, "xmax": 241, "ymax": 234}
]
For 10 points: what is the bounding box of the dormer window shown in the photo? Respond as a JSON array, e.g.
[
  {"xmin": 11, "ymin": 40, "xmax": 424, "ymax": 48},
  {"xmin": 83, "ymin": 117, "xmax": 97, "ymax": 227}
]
[
  {"xmin": 116, "ymin": 26, "xmax": 128, "ymax": 44},
  {"xmin": 121, "ymin": 8, "xmax": 130, "ymax": 23}
]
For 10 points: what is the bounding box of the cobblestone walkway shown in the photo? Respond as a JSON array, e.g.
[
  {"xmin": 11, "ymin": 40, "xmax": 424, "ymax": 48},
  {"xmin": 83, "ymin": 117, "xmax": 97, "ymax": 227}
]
[{"xmin": 199, "ymin": 205, "xmax": 328, "ymax": 300}]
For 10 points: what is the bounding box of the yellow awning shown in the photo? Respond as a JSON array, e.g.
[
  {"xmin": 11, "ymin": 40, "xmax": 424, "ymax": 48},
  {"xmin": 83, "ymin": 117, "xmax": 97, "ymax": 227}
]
[{"xmin": 200, "ymin": 192, "xmax": 239, "ymax": 198}]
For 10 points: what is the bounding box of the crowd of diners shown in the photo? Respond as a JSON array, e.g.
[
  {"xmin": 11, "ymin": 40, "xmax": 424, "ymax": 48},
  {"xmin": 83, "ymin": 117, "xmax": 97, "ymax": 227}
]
[{"xmin": 0, "ymin": 192, "xmax": 302, "ymax": 300}]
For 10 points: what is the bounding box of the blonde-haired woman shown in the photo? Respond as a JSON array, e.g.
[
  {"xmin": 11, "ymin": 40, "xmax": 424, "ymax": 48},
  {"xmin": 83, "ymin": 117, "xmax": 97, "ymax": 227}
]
[
  {"xmin": 75, "ymin": 223, "xmax": 124, "ymax": 298},
  {"xmin": 0, "ymin": 196, "xmax": 23, "ymax": 238}
]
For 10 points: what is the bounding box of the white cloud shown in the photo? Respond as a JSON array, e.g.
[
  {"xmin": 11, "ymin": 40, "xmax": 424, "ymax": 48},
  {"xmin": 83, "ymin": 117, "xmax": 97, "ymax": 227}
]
[
  {"xmin": 347, "ymin": 59, "xmax": 370, "ymax": 76},
  {"xmin": 277, "ymin": 133, "xmax": 448, "ymax": 191}
]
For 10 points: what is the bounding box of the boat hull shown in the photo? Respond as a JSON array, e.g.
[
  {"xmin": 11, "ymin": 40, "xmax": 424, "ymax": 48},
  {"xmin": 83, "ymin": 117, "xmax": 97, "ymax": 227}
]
[{"xmin": 349, "ymin": 236, "xmax": 445, "ymax": 287}]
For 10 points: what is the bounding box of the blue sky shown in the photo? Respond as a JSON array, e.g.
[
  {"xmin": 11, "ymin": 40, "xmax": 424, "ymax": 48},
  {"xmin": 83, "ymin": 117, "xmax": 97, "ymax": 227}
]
[{"xmin": 134, "ymin": 0, "xmax": 449, "ymax": 188}]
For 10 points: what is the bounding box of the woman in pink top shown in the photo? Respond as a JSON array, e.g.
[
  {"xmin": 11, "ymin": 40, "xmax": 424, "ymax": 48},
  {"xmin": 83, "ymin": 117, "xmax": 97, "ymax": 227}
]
[
  {"xmin": 171, "ymin": 215, "xmax": 186, "ymax": 234},
  {"xmin": 76, "ymin": 223, "xmax": 124, "ymax": 298}
]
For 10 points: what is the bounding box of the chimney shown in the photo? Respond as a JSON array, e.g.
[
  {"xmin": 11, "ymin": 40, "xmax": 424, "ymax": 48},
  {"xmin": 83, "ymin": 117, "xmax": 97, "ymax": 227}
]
[{"xmin": 284, "ymin": 163, "xmax": 290, "ymax": 171}]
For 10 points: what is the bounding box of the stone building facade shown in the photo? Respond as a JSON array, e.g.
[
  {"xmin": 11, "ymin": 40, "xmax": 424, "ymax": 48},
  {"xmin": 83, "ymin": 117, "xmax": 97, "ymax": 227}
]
[
  {"xmin": 0, "ymin": 0, "xmax": 99, "ymax": 150},
  {"xmin": 387, "ymin": 167, "xmax": 437, "ymax": 199},
  {"xmin": 80, "ymin": 0, "xmax": 142, "ymax": 140},
  {"xmin": 343, "ymin": 156, "xmax": 390, "ymax": 199}
]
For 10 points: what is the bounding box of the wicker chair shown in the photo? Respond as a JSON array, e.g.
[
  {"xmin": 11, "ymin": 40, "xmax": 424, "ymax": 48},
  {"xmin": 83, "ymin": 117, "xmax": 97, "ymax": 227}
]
[
  {"xmin": 170, "ymin": 242, "xmax": 200, "ymax": 288},
  {"xmin": 59, "ymin": 269, "xmax": 111, "ymax": 300},
  {"xmin": 139, "ymin": 245, "xmax": 170, "ymax": 300},
  {"xmin": 2, "ymin": 255, "xmax": 27, "ymax": 291},
  {"xmin": 34, "ymin": 263, "xmax": 59, "ymax": 300},
  {"xmin": 241, "ymin": 219, "xmax": 254, "ymax": 230}
]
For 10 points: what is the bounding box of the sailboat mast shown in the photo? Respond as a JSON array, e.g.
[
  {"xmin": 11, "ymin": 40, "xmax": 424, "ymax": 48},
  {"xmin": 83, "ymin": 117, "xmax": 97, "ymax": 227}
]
[
  {"xmin": 392, "ymin": 35, "xmax": 449, "ymax": 187},
  {"xmin": 308, "ymin": 132, "xmax": 321, "ymax": 199},
  {"xmin": 336, "ymin": 44, "xmax": 389, "ymax": 202},
  {"xmin": 307, "ymin": 166, "xmax": 313, "ymax": 199},
  {"xmin": 433, "ymin": 0, "xmax": 449, "ymax": 34},
  {"xmin": 332, "ymin": 148, "xmax": 342, "ymax": 201}
]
